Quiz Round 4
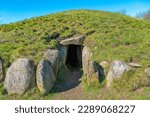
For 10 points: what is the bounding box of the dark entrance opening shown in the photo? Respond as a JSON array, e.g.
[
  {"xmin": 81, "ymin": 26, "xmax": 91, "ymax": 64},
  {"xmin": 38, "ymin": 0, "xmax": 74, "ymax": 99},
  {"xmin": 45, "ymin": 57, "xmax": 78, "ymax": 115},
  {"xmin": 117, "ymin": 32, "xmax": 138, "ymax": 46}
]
[{"xmin": 66, "ymin": 44, "xmax": 82, "ymax": 69}]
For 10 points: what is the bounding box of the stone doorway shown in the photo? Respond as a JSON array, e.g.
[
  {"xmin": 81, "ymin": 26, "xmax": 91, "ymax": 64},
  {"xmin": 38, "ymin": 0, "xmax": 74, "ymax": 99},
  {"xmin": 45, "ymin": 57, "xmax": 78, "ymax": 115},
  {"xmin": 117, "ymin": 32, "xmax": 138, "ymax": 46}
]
[
  {"xmin": 60, "ymin": 35, "xmax": 85, "ymax": 69},
  {"xmin": 66, "ymin": 44, "xmax": 82, "ymax": 69},
  {"xmin": 54, "ymin": 36, "xmax": 89, "ymax": 94}
]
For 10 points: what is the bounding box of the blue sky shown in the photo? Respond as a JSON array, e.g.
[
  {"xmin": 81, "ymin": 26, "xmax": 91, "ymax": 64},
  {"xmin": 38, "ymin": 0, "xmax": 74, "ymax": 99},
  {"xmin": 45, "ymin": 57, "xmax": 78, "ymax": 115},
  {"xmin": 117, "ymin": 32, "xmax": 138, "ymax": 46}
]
[{"xmin": 0, "ymin": 0, "xmax": 150, "ymax": 24}]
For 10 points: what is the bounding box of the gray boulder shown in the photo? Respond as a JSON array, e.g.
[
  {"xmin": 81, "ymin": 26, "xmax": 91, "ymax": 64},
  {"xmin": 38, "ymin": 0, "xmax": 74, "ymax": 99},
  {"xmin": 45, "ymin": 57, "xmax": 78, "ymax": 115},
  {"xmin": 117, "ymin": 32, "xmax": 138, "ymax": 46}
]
[
  {"xmin": 36, "ymin": 60, "xmax": 56, "ymax": 94},
  {"xmin": 59, "ymin": 46, "xmax": 68, "ymax": 66},
  {"xmin": 0, "ymin": 57, "xmax": 4, "ymax": 82},
  {"xmin": 4, "ymin": 58, "xmax": 36, "ymax": 95},
  {"xmin": 82, "ymin": 46, "xmax": 104, "ymax": 84},
  {"xmin": 60, "ymin": 35, "xmax": 85, "ymax": 45},
  {"xmin": 44, "ymin": 49, "xmax": 61, "ymax": 75},
  {"xmin": 106, "ymin": 60, "xmax": 131, "ymax": 87}
]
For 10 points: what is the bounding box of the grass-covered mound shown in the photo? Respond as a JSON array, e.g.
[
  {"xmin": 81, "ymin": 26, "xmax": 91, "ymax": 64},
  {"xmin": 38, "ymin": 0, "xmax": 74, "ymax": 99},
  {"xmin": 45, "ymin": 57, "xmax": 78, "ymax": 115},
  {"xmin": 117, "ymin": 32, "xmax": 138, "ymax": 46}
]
[{"xmin": 0, "ymin": 10, "xmax": 150, "ymax": 99}]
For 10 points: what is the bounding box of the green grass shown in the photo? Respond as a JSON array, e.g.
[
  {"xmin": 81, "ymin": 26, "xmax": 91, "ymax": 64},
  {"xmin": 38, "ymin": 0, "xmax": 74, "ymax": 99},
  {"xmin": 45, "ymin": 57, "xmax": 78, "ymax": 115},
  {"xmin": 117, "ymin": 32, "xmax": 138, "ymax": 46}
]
[{"xmin": 0, "ymin": 9, "xmax": 150, "ymax": 99}]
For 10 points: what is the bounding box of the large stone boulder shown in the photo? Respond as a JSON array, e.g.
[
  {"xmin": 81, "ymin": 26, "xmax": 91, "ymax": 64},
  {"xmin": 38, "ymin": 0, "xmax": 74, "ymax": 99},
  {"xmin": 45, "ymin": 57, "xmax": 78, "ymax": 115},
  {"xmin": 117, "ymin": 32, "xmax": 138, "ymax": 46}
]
[
  {"xmin": 82, "ymin": 46, "xmax": 104, "ymax": 84},
  {"xmin": 106, "ymin": 60, "xmax": 131, "ymax": 87},
  {"xmin": 36, "ymin": 60, "xmax": 56, "ymax": 94},
  {"xmin": 4, "ymin": 58, "xmax": 36, "ymax": 95},
  {"xmin": 44, "ymin": 49, "xmax": 61, "ymax": 75},
  {"xmin": 0, "ymin": 57, "xmax": 4, "ymax": 82},
  {"xmin": 60, "ymin": 35, "xmax": 85, "ymax": 45}
]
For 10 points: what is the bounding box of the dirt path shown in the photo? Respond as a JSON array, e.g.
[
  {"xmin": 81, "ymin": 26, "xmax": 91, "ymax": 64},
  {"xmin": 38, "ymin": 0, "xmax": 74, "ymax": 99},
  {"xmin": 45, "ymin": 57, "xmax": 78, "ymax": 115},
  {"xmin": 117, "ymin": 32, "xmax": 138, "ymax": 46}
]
[{"xmin": 54, "ymin": 70, "xmax": 84, "ymax": 99}]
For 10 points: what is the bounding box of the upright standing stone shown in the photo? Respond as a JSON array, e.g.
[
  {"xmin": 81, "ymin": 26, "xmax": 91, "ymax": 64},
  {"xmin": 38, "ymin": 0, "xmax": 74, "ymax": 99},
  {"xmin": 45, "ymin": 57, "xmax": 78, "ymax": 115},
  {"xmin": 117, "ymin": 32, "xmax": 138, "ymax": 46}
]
[
  {"xmin": 59, "ymin": 46, "xmax": 68, "ymax": 66},
  {"xmin": 100, "ymin": 61, "xmax": 110, "ymax": 76},
  {"xmin": 44, "ymin": 49, "xmax": 61, "ymax": 75},
  {"xmin": 4, "ymin": 58, "xmax": 35, "ymax": 95},
  {"xmin": 36, "ymin": 60, "xmax": 56, "ymax": 94},
  {"xmin": 82, "ymin": 46, "xmax": 103, "ymax": 84}
]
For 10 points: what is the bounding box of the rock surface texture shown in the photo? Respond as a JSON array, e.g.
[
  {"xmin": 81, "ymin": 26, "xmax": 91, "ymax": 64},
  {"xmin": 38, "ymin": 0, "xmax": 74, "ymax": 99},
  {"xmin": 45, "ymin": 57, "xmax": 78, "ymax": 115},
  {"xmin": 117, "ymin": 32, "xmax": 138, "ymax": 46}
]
[
  {"xmin": 106, "ymin": 60, "xmax": 131, "ymax": 87},
  {"xmin": 145, "ymin": 67, "xmax": 150, "ymax": 78},
  {"xmin": 60, "ymin": 36, "xmax": 85, "ymax": 45},
  {"xmin": 4, "ymin": 58, "xmax": 35, "ymax": 94},
  {"xmin": 82, "ymin": 46, "xmax": 103, "ymax": 84},
  {"xmin": 128, "ymin": 62, "xmax": 142, "ymax": 68},
  {"xmin": 36, "ymin": 60, "xmax": 56, "ymax": 94},
  {"xmin": 0, "ymin": 57, "xmax": 4, "ymax": 82},
  {"xmin": 100, "ymin": 61, "xmax": 110, "ymax": 76},
  {"xmin": 44, "ymin": 49, "xmax": 61, "ymax": 75},
  {"xmin": 59, "ymin": 46, "xmax": 68, "ymax": 66}
]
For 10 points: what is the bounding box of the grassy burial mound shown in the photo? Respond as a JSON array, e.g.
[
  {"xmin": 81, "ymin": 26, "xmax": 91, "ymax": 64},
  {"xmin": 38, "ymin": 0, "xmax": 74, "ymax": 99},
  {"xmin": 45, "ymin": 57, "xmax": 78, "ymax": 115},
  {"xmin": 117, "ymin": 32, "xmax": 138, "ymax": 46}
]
[{"xmin": 0, "ymin": 10, "xmax": 150, "ymax": 99}]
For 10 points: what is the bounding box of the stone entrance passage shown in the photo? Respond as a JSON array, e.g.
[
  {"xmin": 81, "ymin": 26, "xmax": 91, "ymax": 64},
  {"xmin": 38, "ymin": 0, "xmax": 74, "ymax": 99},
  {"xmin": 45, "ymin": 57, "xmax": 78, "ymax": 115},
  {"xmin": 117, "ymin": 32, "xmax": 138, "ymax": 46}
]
[
  {"xmin": 66, "ymin": 45, "xmax": 82, "ymax": 68},
  {"xmin": 60, "ymin": 36, "xmax": 85, "ymax": 69}
]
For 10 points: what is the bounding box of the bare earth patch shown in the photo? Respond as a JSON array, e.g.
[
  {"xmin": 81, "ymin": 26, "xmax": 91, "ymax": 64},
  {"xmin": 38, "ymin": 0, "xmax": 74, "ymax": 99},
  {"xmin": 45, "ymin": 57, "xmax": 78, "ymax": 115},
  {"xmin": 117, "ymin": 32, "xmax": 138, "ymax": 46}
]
[{"xmin": 53, "ymin": 70, "xmax": 84, "ymax": 100}]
